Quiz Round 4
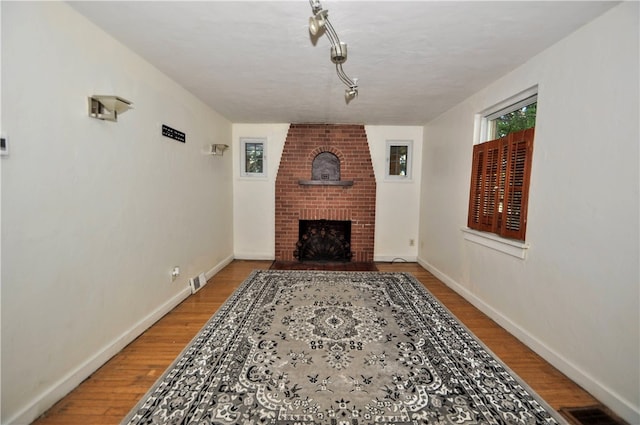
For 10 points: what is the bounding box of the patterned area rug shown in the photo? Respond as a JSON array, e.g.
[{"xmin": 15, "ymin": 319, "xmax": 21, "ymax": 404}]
[{"xmin": 122, "ymin": 271, "xmax": 566, "ymax": 425}]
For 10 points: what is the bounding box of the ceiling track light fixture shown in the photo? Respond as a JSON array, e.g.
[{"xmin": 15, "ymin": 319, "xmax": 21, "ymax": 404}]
[{"xmin": 308, "ymin": 0, "xmax": 358, "ymax": 102}]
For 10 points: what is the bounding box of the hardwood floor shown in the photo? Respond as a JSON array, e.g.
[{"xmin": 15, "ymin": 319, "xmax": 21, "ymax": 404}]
[{"xmin": 32, "ymin": 260, "xmax": 599, "ymax": 424}]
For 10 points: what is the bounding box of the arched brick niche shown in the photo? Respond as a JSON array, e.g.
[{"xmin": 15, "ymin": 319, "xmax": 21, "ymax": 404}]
[{"xmin": 275, "ymin": 124, "xmax": 376, "ymax": 262}]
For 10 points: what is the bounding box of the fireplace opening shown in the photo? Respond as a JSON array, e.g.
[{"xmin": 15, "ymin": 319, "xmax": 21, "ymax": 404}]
[{"xmin": 294, "ymin": 220, "xmax": 352, "ymax": 262}]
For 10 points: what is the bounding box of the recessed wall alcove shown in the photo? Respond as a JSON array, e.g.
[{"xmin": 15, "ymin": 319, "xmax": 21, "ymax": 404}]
[{"xmin": 275, "ymin": 124, "xmax": 376, "ymax": 262}]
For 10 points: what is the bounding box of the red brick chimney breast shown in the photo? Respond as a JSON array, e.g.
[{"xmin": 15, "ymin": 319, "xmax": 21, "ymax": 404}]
[{"xmin": 275, "ymin": 124, "xmax": 376, "ymax": 262}]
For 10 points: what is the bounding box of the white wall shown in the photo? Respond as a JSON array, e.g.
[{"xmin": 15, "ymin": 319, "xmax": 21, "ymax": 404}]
[
  {"xmin": 232, "ymin": 124, "xmax": 289, "ymax": 260},
  {"xmin": 1, "ymin": 3, "xmax": 234, "ymax": 423},
  {"xmin": 232, "ymin": 124, "xmax": 423, "ymax": 262},
  {"xmin": 366, "ymin": 126, "xmax": 423, "ymax": 262},
  {"xmin": 0, "ymin": 2, "xmax": 3, "ymax": 417},
  {"xmin": 418, "ymin": 3, "xmax": 639, "ymax": 423}
]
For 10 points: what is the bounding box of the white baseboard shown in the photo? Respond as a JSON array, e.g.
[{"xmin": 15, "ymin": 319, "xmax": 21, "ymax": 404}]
[
  {"xmin": 6, "ymin": 286, "xmax": 191, "ymax": 425},
  {"xmin": 416, "ymin": 256, "xmax": 640, "ymax": 425},
  {"xmin": 233, "ymin": 253, "xmax": 275, "ymax": 261},
  {"xmin": 6, "ymin": 256, "xmax": 234, "ymax": 425},
  {"xmin": 205, "ymin": 254, "xmax": 234, "ymax": 280},
  {"xmin": 374, "ymin": 255, "xmax": 417, "ymax": 263}
]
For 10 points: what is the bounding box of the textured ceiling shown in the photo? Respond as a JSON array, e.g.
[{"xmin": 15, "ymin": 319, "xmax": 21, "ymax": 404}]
[{"xmin": 69, "ymin": 1, "xmax": 617, "ymax": 125}]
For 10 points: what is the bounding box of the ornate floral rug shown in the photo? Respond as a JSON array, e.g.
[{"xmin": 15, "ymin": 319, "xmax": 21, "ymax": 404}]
[{"xmin": 122, "ymin": 270, "xmax": 566, "ymax": 425}]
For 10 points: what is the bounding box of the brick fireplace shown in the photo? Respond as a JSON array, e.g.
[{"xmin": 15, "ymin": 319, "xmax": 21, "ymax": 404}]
[{"xmin": 275, "ymin": 124, "xmax": 376, "ymax": 262}]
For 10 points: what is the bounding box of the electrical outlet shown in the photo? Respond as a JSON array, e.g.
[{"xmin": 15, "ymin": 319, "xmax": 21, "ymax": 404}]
[{"xmin": 171, "ymin": 266, "xmax": 180, "ymax": 281}]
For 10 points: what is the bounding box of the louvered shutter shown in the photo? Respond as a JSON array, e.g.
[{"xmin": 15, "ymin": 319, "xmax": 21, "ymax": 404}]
[
  {"xmin": 500, "ymin": 128, "xmax": 534, "ymax": 240},
  {"xmin": 467, "ymin": 128, "xmax": 534, "ymax": 241},
  {"xmin": 468, "ymin": 145, "xmax": 484, "ymax": 229},
  {"xmin": 468, "ymin": 139, "xmax": 500, "ymax": 233}
]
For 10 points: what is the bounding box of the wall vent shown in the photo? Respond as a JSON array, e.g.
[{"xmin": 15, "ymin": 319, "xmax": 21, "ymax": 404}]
[{"xmin": 189, "ymin": 273, "xmax": 207, "ymax": 294}]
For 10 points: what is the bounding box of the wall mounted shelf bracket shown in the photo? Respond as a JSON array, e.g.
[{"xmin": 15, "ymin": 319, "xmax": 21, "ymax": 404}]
[
  {"xmin": 205, "ymin": 144, "xmax": 229, "ymax": 156},
  {"xmin": 88, "ymin": 95, "xmax": 133, "ymax": 122}
]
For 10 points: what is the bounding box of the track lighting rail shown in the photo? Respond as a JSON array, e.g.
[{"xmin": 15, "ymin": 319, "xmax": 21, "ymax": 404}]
[{"xmin": 308, "ymin": 0, "xmax": 359, "ymax": 102}]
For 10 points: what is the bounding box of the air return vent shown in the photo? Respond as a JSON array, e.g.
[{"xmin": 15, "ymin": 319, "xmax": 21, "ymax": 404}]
[{"xmin": 189, "ymin": 273, "xmax": 207, "ymax": 294}]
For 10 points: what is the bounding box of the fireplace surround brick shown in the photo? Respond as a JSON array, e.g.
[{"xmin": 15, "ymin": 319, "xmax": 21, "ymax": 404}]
[{"xmin": 275, "ymin": 124, "xmax": 376, "ymax": 262}]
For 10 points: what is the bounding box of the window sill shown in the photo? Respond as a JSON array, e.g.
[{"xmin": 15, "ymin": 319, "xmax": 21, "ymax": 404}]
[
  {"xmin": 239, "ymin": 174, "xmax": 268, "ymax": 180},
  {"xmin": 384, "ymin": 177, "xmax": 414, "ymax": 183},
  {"xmin": 461, "ymin": 228, "xmax": 529, "ymax": 259}
]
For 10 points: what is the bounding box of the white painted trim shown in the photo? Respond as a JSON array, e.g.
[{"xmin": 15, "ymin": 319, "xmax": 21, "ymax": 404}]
[
  {"xmin": 205, "ymin": 254, "xmax": 235, "ymax": 280},
  {"xmin": 7, "ymin": 256, "xmax": 235, "ymax": 425},
  {"xmin": 239, "ymin": 137, "xmax": 267, "ymax": 178},
  {"xmin": 384, "ymin": 139, "xmax": 413, "ymax": 181},
  {"xmin": 477, "ymin": 85, "xmax": 538, "ymax": 144},
  {"xmin": 233, "ymin": 253, "xmax": 275, "ymax": 261},
  {"xmin": 6, "ymin": 286, "xmax": 191, "ymax": 425},
  {"xmin": 416, "ymin": 256, "xmax": 640, "ymax": 425},
  {"xmin": 461, "ymin": 227, "xmax": 529, "ymax": 259},
  {"xmin": 374, "ymin": 255, "xmax": 417, "ymax": 263}
]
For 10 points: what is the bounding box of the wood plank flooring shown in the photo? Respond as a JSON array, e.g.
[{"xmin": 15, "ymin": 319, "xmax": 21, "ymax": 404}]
[{"xmin": 32, "ymin": 260, "xmax": 599, "ymax": 424}]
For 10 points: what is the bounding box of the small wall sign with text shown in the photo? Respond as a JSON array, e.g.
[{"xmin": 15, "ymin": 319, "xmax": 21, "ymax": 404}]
[
  {"xmin": 162, "ymin": 125, "xmax": 186, "ymax": 143},
  {"xmin": 0, "ymin": 136, "xmax": 7, "ymax": 156}
]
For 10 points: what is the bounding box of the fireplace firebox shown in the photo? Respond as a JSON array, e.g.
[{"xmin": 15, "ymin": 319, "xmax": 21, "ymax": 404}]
[{"xmin": 294, "ymin": 220, "xmax": 352, "ymax": 262}]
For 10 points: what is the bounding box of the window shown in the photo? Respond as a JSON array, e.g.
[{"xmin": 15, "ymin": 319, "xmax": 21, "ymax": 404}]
[
  {"xmin": 386, "ymin": 140, "xmax": 412, "ymax": 180},
  {"xmin": 467, "ymin": 97, "xmax": 536, "ymax": 241},
  {"xmin": 240, "ymin": 137, "xmax": 266, "ymax": 177},
  {"xmin": 486, "ymin": 95, "xmax": 537, "ymax": 140}
]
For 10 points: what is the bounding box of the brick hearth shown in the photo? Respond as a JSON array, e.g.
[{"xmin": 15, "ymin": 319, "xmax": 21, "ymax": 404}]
[{"xmin": 275, "ymin": 124, "xmax": 376, "ymax": 262}]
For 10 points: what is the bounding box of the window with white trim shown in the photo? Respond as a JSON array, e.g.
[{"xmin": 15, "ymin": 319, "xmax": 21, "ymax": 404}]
[
  {"xmin": 468, "ymin": 92, "xmax": 537, "ymax": 241},
  {"xmin": 240, "ymin": 137, "xmax": 266, "ymax": 177},
  {"xmin": 385, "ymin": 140, "xmax": 412, "ymax": 180}
]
